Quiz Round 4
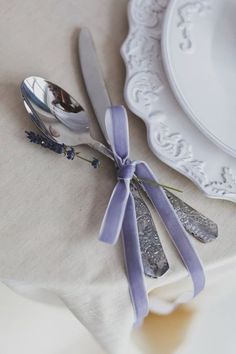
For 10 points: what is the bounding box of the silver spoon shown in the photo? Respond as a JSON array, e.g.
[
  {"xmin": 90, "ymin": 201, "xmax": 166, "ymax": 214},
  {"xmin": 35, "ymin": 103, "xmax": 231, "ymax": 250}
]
[
  {"xmin": 21, "ymin": 77, "xmax": 113, "ymax": 159},
  {"xmin": 21, "ymin": 76, "xmax": 169, "ymax": 278}
]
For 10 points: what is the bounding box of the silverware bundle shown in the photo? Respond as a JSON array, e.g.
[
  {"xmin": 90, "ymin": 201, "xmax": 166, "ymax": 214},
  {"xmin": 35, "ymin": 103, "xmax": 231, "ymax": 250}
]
[{"xmin": 21, "ymin": 28, "xmax": 218, "ymax": 280}]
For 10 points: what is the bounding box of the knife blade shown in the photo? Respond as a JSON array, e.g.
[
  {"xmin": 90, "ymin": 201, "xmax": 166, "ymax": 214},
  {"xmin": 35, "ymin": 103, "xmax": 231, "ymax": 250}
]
[
  {"xmin": 79, "ymin": 28, "xmax": 111, "ymax": 143},
  {"xmin": 78, "ymin": 27, "xmax": 169, "ymax": 278}
]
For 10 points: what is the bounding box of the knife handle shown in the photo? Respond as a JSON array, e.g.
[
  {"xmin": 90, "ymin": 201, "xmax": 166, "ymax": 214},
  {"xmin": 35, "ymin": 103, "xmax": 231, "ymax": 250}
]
[{"xmin": 88, "ymin": 140, "xmax": 168, "ymax": 278}]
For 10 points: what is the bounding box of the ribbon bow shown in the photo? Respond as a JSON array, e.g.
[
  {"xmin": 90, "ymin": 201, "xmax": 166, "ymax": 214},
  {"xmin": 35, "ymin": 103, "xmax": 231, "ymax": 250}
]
[{"xmin": 99, "ymin": 106, "xmax": 205, "ymax": 325}]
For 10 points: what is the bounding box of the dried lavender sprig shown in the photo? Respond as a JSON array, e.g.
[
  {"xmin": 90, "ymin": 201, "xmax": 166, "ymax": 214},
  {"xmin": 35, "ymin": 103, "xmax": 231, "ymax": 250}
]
[
  {"xmin": 26, "ymin": 131, "xmax": 64, "ymax": 154},
  {"xmin": 75, "ymin": 152, "xmax": 100, "ymax": 168},
  {"xmin": 133, "ymin": 176, "xmax": 183, "ymax": 194},
  {"xmin": 25, "ymin": 131, "xmax": 100, "ymax": 168}
]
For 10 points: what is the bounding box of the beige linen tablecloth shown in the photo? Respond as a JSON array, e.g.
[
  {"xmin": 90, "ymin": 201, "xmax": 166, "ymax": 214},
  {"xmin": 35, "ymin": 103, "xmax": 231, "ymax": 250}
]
[{"xmin": 0, "ymin": 1, "xmax": 236, "ymax": 353}]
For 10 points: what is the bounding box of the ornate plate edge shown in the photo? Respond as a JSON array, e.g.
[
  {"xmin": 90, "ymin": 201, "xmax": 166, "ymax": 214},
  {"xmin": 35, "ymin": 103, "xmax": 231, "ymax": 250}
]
[{"xmin": 120, "ymin": 0, "xmax": 236, "ymax": 203}]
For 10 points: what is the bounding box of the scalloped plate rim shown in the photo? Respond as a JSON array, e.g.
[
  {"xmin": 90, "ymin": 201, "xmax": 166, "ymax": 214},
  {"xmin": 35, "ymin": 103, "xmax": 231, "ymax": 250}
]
[
  {"xmin": 120, "ymin": 0, "xmax": 236, "ymax": 203},
  {"xmin": 162, "ymin": 0, "xmax": 236, "ymax": 158}
]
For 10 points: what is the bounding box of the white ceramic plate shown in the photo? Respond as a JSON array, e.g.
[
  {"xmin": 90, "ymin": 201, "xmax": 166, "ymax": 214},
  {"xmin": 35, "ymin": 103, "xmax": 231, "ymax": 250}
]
[
  {"xmin": 162, "ymin": 0, "xmax": 236, "ymax": 158},
  {"xmin": 121, "ymin": 0, "xmax": 236, "ymax": 203}
]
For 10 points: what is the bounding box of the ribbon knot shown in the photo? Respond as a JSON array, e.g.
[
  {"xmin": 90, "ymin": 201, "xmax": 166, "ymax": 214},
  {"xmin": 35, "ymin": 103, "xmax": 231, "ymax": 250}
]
[
  {"xmin": 99, "ymin": 106, "xmax": 205, "ymax": 326},
  {"xmin": 118, "ymin": 161, "xmax": 135, "ymax": 181}
]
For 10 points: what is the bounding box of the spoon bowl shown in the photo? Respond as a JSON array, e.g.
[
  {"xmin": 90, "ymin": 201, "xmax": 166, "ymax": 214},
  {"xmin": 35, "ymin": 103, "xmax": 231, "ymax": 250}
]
[{"xmin": 21, "ymin": 77, "xmax": 110, "ymax": 156}]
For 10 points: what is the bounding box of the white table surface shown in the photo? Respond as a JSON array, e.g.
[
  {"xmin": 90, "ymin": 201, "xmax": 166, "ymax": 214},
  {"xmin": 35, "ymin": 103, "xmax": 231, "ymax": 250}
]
[
  {"xmin": 1, "ymin": 276, "xmax": 236, "ymax": 354},
  {"xmin": 0, "ymin": 0, "xmax": 236, "ymax": 353}
]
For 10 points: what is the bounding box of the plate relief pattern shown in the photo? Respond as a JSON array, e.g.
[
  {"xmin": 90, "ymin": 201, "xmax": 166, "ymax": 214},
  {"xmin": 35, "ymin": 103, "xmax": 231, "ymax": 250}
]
[
  {"xmin": 121, "ymin": 0, "xmax": 236, "ymax": 201},
  {"xmin": 177, "ymin": 0, "xmax": 211, "ymax": 51}
]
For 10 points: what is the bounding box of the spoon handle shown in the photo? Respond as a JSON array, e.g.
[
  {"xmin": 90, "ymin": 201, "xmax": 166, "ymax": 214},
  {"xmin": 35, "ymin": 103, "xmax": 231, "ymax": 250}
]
[{"xmin": 88, "ymin": 141, "xmax": 114, "ymax": 159}]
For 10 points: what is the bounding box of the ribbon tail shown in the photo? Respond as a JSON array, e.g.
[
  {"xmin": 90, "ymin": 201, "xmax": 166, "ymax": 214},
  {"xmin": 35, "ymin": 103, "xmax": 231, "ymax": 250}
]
[
  {"xmin": 99, "ymin": 180, "xmax": 130, "ymax": 245},
  {"xmin": 136, "ymin": 162, "xmax": 205, "ymax": 298},
  {"xmin": 122, "ymin": 194, "xmax": 149, "ymax": 326}
]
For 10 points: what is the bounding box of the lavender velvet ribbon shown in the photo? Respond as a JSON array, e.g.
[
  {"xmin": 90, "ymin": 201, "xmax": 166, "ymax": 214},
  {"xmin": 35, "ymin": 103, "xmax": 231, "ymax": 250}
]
[{"xmin": 99, "ymin": 106, "xmax": 205, "ymax": 325}]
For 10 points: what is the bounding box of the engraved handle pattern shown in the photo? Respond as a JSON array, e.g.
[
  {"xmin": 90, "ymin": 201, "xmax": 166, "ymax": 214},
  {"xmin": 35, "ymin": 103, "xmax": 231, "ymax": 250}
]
[{"xmin": 165, "ymin": 190, "xmax": 218, "ymax": 243}]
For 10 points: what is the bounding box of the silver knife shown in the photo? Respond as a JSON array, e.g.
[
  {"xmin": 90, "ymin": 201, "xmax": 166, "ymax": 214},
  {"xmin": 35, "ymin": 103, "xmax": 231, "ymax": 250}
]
[
  {"xmin": 132, "ymin": 184, "xmax": 169, "ymax": 277},
  {"xmin": 78, "ymin": 29, "xmax": 218, "ymax": 244},
  {"xmin": 78, "ymin": 28, "xmax": 170, "ymax": 278}
]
